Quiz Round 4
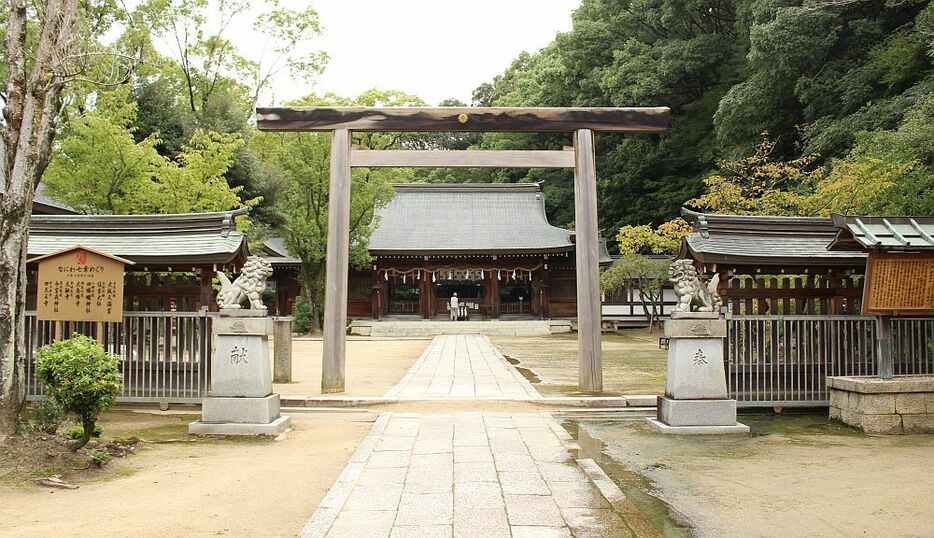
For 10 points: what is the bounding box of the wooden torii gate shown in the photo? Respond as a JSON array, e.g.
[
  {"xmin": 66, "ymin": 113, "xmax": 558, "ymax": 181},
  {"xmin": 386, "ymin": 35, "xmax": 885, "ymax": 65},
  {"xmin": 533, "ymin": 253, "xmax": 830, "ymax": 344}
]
[{"xmin": 256, "ymin": 107, "xmax": 671, "ymax": 394}]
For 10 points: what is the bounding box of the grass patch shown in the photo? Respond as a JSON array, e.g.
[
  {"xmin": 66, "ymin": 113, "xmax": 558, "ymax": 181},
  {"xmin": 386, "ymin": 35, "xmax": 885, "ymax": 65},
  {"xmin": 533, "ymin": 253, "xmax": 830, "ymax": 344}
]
[{"xmin": 492, "ymin": 329, "xmax": 667, "ymax": 395}]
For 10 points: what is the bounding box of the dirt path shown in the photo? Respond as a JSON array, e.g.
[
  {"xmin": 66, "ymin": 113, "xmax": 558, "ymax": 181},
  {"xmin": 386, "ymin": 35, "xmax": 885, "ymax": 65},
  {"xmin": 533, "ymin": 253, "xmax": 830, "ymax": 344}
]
[
  {"xmin": 1, "ymin": 411, "xmax": 373, "ymax": 537},
  {"xmin": 275, "ymin": 338, "xmax": 430, "ymax": 397}
]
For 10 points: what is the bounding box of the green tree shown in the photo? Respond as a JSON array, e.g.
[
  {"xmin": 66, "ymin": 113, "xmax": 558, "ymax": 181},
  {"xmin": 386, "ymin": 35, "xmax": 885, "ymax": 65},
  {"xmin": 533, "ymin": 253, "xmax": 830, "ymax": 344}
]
[
  {"xmin": 137, "ymin": 130, "xmax": 250, "ymax": 214},
  {"xmin": 252, "ymin": 90, "xmax": 417, "ymax": 331},
  {"xmin": 1, "ymin": 1, "xmax": 141, "ymax": 435},
  {"xmin": 44, "ymin": 115, "xmax": 251, "ymax": 216},
  {"xmin": 43, "ymin": 94, "xmax": 162, "ymax": 214},
  {"xmin": 602, "ymin": 218, "xmax": 691, "ymax": 332},
  {"xmin": 35, "ymin": 335, "xmax": 122, "ymax": 451}
]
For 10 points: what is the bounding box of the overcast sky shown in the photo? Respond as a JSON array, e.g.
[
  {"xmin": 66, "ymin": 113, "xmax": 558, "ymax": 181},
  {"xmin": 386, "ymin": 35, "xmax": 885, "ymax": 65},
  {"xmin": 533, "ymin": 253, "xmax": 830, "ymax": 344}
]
[{"xmin": 249, "ymin": 0, "xmax": 582, "ymax": 106}]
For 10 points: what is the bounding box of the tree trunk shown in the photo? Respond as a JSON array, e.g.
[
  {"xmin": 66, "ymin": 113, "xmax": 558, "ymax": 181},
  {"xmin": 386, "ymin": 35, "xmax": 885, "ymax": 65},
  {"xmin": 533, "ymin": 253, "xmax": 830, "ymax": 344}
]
[
  {"xmin": 0, "ymin": 225, "xmax": 29, "ymax": 435},
  {"xmin": 298, "ymin": 263, "xmax": 325, "ymax": 333},
  {"xmin": 69, "ymin": 414, "xmax": 96, "ymax": 452},
  {"xmin": 1, "ymin": 0, "xmax": 80, "ymax": 435},
  {"xmin": 305, "ymin": 288, "xmax": 321, "ymax": 333}
]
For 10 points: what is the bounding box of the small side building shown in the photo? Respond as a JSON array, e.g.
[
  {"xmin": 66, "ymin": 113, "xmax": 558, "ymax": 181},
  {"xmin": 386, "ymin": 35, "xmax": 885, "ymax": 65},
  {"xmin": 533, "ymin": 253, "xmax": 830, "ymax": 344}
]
[
  {"xmin": 677, "ymin": 209, "xmax": 933, "ymax": 409},
  {"xmin": 680, "ymin": 209, "xmax": 867, "ymax": 315},
  {"xmin": 27, "ymin": 210, "xmax": 250, "ymax": 311}
]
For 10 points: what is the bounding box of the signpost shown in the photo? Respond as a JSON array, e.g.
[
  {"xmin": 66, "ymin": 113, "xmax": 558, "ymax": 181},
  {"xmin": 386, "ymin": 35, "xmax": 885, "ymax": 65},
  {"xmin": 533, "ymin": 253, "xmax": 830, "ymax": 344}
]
[
  {"xmin": 862, "ymin": 252, "xmax": 934, "ymax": 379},
  {"xmin": 30, "ymin": 245, "xmax": 133, "ymax": 343},
  {"xmin": 862, "ymin": 252, "xmax": 934, "ymax": 315}
]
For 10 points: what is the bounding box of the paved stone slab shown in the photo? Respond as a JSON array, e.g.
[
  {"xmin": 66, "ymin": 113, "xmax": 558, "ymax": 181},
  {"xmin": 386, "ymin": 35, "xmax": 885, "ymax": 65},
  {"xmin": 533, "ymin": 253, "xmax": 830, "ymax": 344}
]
[
  {"xmin": 384, "ymin": 335, "xmax": 541, "ymax": 400},
  {"xmin": 305, "ymin": 411, "xmax": 633, "ymax": 537},
  {"xmin": 301, "ymin": 338, "xmax": 636, "ymax": 537}
]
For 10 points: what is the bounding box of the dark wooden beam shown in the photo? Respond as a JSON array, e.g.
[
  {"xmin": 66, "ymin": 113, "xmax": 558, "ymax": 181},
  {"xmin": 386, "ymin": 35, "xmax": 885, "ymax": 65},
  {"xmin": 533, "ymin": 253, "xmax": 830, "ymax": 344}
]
[
  {"xmin": 255, "ymin": 107, "xmax": 671, "ymax": 133},
  {"xmin": 350, "ymin": 149, "xmax": 575, "ymax": 168}
]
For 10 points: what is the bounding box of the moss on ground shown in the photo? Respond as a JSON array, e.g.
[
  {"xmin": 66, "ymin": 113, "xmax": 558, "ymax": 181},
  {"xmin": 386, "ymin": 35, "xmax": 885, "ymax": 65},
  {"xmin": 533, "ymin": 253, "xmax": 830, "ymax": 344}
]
[{"xmin": 492, "ymin": 329, "xmax": 667, "ymax": 395}]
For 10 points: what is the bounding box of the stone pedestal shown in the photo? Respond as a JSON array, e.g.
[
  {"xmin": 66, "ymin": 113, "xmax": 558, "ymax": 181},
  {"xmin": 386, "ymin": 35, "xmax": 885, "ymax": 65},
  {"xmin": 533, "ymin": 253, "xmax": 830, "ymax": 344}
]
[
  {"xmin": 273, "ymin": 316, "xmax": 293, "ymax": 383},
  {"xmin": 189, "ymin": 310, "xmax": 292, "ymax": 436},
  {"xmin": 646, "ymin": 312, "xmax": 749, "ymax": 434}
]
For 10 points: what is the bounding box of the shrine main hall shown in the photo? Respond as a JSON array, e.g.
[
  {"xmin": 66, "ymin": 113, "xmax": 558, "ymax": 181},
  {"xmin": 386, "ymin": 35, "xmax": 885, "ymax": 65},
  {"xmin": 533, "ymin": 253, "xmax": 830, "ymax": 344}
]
[{"xmin": 265, "ymin": 183, "xmax": 612, "ymax": 320}]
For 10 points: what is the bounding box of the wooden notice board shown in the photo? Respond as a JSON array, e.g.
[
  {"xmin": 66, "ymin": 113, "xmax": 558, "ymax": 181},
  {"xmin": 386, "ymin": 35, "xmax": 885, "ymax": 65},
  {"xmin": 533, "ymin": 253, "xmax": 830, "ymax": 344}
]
[
  {"xmin": 862, "ymin": 252, "xmax": 934, "ymax": 316},
  {"xmin": 31, "ymin": 246, "xmax": 134, "ymax": 322}
]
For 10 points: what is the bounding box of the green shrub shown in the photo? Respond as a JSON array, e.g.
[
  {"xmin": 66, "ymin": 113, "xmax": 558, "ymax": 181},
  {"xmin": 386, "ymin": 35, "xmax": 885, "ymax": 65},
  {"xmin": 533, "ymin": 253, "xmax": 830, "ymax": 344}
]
[
  {"xmin": 35, "ymin": 334, "xmax": 122, "ymax": 451},
  {"xmin": 65, "ymin": 424, "xmax": 103, "ymax": 440},
  {"xmin": 293, "ymin": 295, "xmax": 311, "ymax": 333},
  {"xmin": 30, "ymin": 398, "xmax": 67, "ymax": 435},
  {"xmin": 88, "ymin": 448, "xmax": 111, "ymax": 467}
]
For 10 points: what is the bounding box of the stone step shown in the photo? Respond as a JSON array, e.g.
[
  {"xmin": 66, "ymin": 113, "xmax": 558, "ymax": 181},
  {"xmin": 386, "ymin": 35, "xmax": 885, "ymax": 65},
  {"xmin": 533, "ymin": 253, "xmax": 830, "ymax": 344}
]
[{"xmin": 351, "ymin": 319, "xmax": 572, "ymax": 337}]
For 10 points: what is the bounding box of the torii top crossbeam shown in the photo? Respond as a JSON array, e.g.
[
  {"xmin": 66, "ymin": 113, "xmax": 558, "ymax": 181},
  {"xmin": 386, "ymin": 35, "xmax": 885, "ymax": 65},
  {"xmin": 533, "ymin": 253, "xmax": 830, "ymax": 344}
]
[{"xmin": 255, "ymin": 106, "xmax": 671, "ymax": 133}]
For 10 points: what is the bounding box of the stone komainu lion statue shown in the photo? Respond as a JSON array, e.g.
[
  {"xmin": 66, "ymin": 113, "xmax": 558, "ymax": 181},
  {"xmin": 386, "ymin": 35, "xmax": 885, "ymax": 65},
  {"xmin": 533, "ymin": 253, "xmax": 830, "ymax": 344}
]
[
  {"xmin": 668, "ymin": 259, "xmax": 723, "ymax": 313},
  {"xmin": 216, "ymin": 256, "xmax": 274, "ymax": 310}
]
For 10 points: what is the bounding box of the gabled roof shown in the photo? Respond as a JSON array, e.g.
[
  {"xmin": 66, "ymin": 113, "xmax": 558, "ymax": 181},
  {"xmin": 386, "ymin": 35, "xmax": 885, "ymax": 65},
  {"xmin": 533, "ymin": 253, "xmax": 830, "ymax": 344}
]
[
  {"xmin": 33, "ymin": 183, "xmax": 77, "ymax": 215},
  {"xmin": 28, "ymin": 210, "xmax": 249, "ymax": 266},
  {"xmin": 679, "ymin": 209, "xmax": 866, "ymax": 267},
  {"xmin": 28, "ymin": 244, "xmax": 135, "ymax": 265},
  {"xmin": 829, "ymin": 215, "xmax": 934, "ymax": 252},
  {"xmin": 261, "ymin": 237, "xmax": 301, "ymax": 266},
  {"xmin": 369, "ymin": 183, "xmax": 574, "ymax": 256}
]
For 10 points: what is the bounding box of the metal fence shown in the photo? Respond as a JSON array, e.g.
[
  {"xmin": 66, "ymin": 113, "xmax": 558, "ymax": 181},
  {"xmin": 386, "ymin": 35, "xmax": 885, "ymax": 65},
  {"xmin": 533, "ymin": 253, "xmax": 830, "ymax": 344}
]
[
  {"xmin": 25, "ymin": 311, "xmax": 214, "ymax": 404},
  {"xmin": 726, "ymin": 315, "xmax": 934, "ymax": 407}
]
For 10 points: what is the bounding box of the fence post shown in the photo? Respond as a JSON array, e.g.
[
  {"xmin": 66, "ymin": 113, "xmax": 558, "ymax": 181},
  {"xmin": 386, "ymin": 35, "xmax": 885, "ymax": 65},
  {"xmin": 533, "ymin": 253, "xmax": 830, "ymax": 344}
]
[
  {"xmin": 273, "ymin": 316, "xmax": 293, "ymax": 383},
  {"xmin": 876, "ymin": 315, "xmax": 893, "ymax": 379}
]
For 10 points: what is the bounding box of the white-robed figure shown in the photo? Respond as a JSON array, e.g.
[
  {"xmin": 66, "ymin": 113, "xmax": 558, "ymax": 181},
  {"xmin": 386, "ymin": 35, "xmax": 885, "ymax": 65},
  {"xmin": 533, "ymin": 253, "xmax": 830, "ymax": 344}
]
[{"xmin": 449, "ymin": 292, "xmax": 459, "ymax": 321}]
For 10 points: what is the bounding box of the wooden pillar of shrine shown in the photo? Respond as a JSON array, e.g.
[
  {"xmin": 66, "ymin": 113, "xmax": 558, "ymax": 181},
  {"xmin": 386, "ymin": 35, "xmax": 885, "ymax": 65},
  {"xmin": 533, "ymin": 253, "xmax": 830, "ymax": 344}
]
[
  {"xmin": 539, "ymin": 264, "xmax": 551, "ymax": 319},
  {"xmin": 489, "ymin": 271, "xmax": 501, "ymax": 319},
  {"xmin": 199, "ymin": 268, "xmax": 214, "ymax": 311},
  {"xmin": 420, "ymin": 271, "xmax": 431, "ymax": 319},
  {"xmin": 371, "ymin": 269, "xmax": 382, "ymax": 320}
]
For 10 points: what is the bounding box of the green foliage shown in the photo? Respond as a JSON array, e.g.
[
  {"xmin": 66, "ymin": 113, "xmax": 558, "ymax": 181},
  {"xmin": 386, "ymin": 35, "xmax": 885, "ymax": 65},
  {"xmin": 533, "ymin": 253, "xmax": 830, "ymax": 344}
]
[
  {"xmin": 616, "ymin": 218, "xmax": 692, "ymax": 256},
  {"xmin": 253, "ymin": 90, "xmax": 412, "ymax": 330},
  {"xmin": 292, "ymin": 295, "xmax": 311, "ymax": 334},
  {"xmin": 607, "ymin": 218, "xmax": 688, "ymax": 331},
  {"xmin": 44, "ymin": 92, "xmax": 253, "ymax": 217},
  {"xmin": 472, "ymin": 0, "xmax": 932, "ymax": 226},
  {"xmin": 29, "ymin": 399, "xmax": 67, "ymax": 436},
  {"xmin": 35, "ymin": 335, "xmax": 122, "ymax": 451},
  {"xmin": 137, "ymin": 130, "xmax": 249, "ymax": 214},
  {"xmin": 89, "ymin": 448, "xmax": 111, "ymax": 467},
  {"xmin": 66, "ymin": 424, "xmax": 103, "ymax": 440},
  {"xmin": 43, "ymin": 91, "xmax": 163, "ymax": 215},
  {"xmin": 601, "ymin": 254, "xmax": 671, "ymax": 332}
]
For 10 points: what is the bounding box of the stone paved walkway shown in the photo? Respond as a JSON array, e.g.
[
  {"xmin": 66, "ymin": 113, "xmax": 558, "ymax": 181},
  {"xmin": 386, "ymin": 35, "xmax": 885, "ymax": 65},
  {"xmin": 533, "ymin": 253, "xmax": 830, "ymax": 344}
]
[
  {"xmin": 301, "ymin": 411, "xmax": 631, "ymax": 538},
  {"xmin": 384, "ymin": 334, "xmax": 541, "ymax": 400},
  {"xmin": 301, "ymin": 334, "xmax": 633, "ymax": 537}
]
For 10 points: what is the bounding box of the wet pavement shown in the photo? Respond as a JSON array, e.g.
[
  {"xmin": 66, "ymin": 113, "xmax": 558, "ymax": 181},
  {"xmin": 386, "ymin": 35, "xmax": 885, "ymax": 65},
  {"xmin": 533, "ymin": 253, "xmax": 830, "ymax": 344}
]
[
  {"xmin": 301, "ymin": 411, "xmax": 634, "ymax": 538},
  {"xmin": 301, "ymin": 334, "xmax": 655, "ymax": 537}
]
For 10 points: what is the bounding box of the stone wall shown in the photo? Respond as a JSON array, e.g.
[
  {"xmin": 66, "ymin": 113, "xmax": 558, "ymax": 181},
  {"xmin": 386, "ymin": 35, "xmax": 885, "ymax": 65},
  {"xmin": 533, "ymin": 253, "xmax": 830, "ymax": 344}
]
[{"xmin": 828, "ymin": 375, "xmax": 934, "ymax": 434}]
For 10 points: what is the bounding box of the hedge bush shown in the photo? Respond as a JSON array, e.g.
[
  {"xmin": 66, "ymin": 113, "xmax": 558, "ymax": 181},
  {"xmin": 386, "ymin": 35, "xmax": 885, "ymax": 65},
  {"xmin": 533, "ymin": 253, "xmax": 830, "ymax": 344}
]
[{"xmin": 35, "ymin": 334, "xmax": 122, "ymax": 450}]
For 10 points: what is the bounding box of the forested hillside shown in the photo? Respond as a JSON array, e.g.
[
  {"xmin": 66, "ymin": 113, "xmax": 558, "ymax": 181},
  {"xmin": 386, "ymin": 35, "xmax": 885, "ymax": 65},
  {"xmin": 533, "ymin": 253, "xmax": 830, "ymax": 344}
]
[
  {"xmin": 454, "ymin": 0, "xmax": 933, "ymax": 231},
  {"xmin": 20, "ymin": 0, "xmax": 934, "ymax": 238}
]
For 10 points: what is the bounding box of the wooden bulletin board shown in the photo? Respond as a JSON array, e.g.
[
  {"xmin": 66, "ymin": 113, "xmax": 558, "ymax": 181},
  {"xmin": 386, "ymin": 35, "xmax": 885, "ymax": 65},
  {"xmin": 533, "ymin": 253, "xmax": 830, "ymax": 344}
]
[
  {"xmin": 32, "ymin": 246, "xmax": 134, "ymax": 322},
  {"xmin": 862, "ymin": 252, "xmax": 934, "ymax": 316}
]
